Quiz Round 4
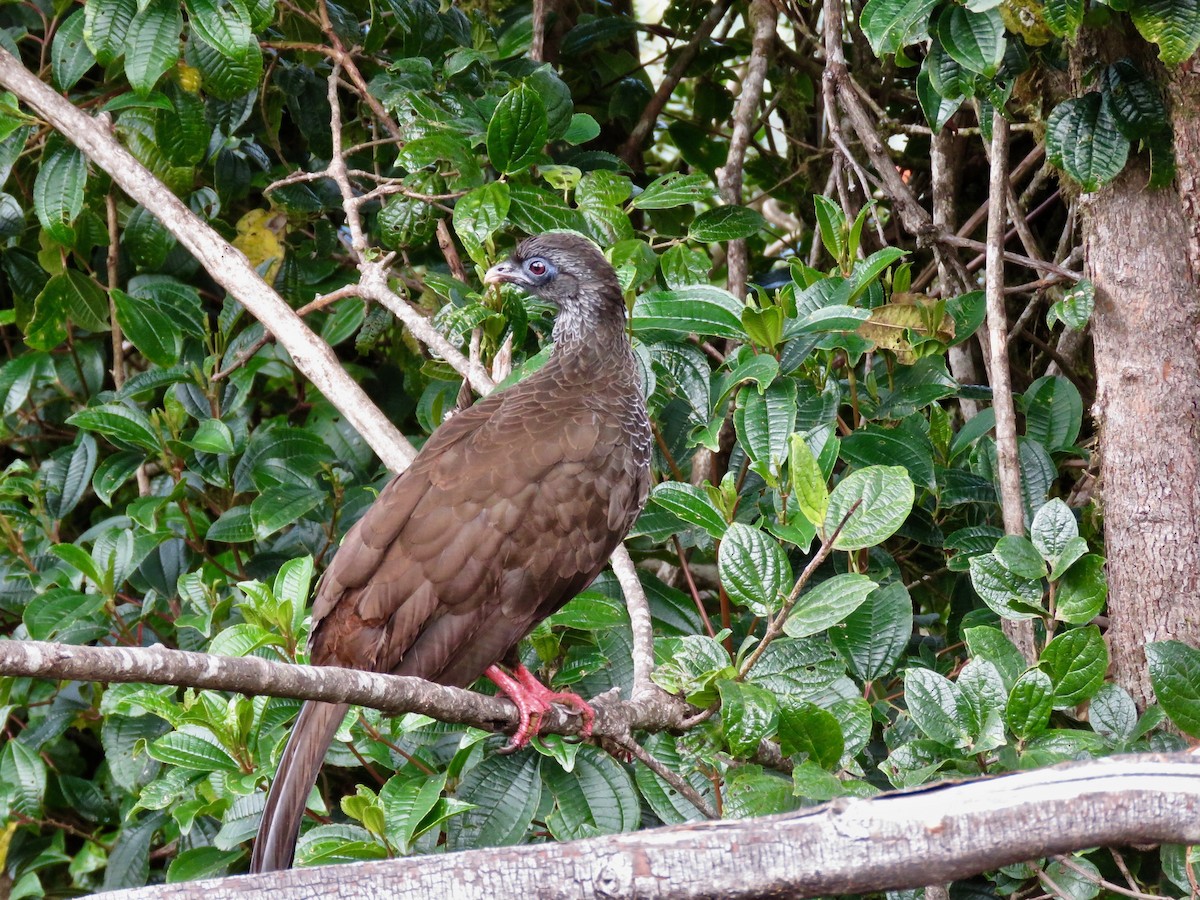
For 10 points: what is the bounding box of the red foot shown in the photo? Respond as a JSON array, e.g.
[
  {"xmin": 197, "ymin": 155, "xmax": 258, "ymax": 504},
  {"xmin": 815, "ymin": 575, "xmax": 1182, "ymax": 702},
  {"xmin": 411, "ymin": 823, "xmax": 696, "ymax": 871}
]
[{"xmin": 484, "ymin": 663, "xmax": 595, "ymax": 753}]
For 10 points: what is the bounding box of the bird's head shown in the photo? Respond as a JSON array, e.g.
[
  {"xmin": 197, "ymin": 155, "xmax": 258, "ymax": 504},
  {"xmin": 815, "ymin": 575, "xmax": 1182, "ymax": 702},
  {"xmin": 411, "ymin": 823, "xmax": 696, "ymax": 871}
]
[{"xmin": 484, "ymin": 232, "xmax": 619, "ymax": 310}]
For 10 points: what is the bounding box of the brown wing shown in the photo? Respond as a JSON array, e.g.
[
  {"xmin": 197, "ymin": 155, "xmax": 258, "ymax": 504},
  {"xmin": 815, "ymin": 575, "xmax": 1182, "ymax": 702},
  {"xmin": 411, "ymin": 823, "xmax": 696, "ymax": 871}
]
[{"xmin": 308, "ymin": 375, "xmax": 644, "ymax": 689}]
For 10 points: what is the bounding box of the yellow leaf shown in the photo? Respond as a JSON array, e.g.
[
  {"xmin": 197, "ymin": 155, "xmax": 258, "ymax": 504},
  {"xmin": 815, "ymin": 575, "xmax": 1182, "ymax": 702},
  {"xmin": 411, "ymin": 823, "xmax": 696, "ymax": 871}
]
[{"xmin": 857, "ymin": 292, "xmax": 955, "ymax": 364}]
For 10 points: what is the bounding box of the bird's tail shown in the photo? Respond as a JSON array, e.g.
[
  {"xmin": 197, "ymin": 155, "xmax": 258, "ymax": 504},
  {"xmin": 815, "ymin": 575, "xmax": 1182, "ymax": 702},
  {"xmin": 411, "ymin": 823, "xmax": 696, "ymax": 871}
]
[{"xmin": 250, "ymin": 700, "xmax": 349, "ymax": 873}]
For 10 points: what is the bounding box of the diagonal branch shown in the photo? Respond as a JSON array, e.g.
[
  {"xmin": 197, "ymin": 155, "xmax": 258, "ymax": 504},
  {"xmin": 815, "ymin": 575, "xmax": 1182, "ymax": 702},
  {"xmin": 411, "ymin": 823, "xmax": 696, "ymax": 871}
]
[{"xmin": 0, "ymin": 47, "xmax": 417, "ymax": 475}]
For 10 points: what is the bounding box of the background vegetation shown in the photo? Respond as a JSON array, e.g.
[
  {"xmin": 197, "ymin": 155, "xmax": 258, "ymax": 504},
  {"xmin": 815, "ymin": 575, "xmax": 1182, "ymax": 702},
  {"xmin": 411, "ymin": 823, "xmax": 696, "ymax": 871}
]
[{"xmin": 0, "ymin": 0, "xmax": 1198, "ymax": 895}]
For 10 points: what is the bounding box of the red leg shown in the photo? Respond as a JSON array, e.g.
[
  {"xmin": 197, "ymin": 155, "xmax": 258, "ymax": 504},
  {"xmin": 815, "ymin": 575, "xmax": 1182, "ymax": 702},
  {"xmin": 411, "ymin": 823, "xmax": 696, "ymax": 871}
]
[{"xmin": 484, "ymin": 663, "xmax": 595, "ymax": 753}]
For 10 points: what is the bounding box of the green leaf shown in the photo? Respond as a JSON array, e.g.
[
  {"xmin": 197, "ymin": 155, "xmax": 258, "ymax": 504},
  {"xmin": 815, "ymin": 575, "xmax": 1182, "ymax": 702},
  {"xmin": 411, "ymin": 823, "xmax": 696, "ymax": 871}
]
[
  {"xmin": 68, "ymin": 403, "xmax": 160, "ymax": 452},
  {"xmin": 717, "ymin": 679, "xmax": 779, "ymax": 757},
  {"xmin": 776, "ymin": 701, "xmax": 844, "ymax": 767},
  {"xmin": 1147, "ymin": 641, "xmax": 1200, "ymax": 737},
  {"xmin": 562, "ymin": 113, "xmax": 601, "ymax": 145},
  {"xmin": 963, "ymin": 625, "xmax": 1027, "ymax": 690},
  {"xmin": 1046, "ymin": 93, "xmax": 1130, "ymax": 192},
  {"xmin": 85, "ymin": 0, "xmax": 138, "ymax": 65},
  {"xmin": 1039, "ymin": 625, "xmax": 1108, "ymax": 707},
  {"xmin": 789, "ymin": 434, "xmax": 829, "ymax": 527},
  {"xmin": 824, "ymin": 466, "xmax": 916, "ymax": 550},
  {"xmin": 829, "ymin": 581, "xmax": 912, "ymax": 682},
  {"xmin": 632, "ymin": 286, "xmax": 747, "ymax": 340},
  {"xmin": 904, "ymin": 668, "xmax": 972, "ymax": 749},
  {"xmin": 937, "ymin": 6, "xmax": 1006, "ymax": 77},
  {"xmin": 1030, "ymin": 498, "xmax": 1077, "ymax": 561},
  {"xmin": 505, "ymin": 183, "xmax": 589, "ymax": 235},
  {"xmin": 719, "ymin": 523, "xmax": 791, "ymax": 617},
  {"xmin": 43, "ymin": 434, "xmax": 98, "ymax": 519},
  {"xmin": 250, "ymin": 485, "xmax": 323, "ymax": 538},
  {"xmin": 186, "ymin": 31, "xmax": 262, "ymax": 99},
  {"xmin": 968, "ymin": 552, "xmax": 1045, "ymax": 620},
  {"xmin": 544, "ymin": 746, "xmax": 639, "ymax": 840},
  {"xmin": 206, "ymin": 506, "xmax": 255, "ymax": 542},
  {"xmin": 149, "ymin": 728, "xmax": 240, "ymax": 771},
  {"xmin": 783, "ymin": 573, "xmax": 878, "ymax": 639},
  {"xmin": 487, "ymin": 83, "xmax": 548, "ymax": 175},
  {"xmin": 1104, "ymin": 59, "xmax": 1170, "ymax": 139},
  {"xmin": 125, "ymin": 0, "xmax": 182, "ymax": 95},
  {"xmin": 167, "ymin": 848, "xmax": 241, "ymax": 883},
  {"xmin": 381, "ymin": 771, "xmax": 449, "ymax": 850},
  {"xmin": 1005, "ymin": 669, "xmax": 1054, "ymax": 739},
  {"xmin": 860, "ymin": 0, "xmax": 940, "ymax": 55},
  {"xmin": 812, "ymin": 195, "xmax": 846, "ymax": 262},
  {"xmin": 1047, "ymin": 279, "xmax": 1095, "ymax": 330},
  {"xmin": 1044, "ymin": 0, "xmax": 1085, "ymax": 36},
  {"xmin": 1089, "ymin": 682, "xmax": 1139, "ymax": 742},
  {"xmin": 1054, "ymin": 554, "xmax": 1106, "ymax": 624},
  {"xmin": 2, "ymin": 739, "xmax": 47, "ymax": 815},
  {"xmin": 1023, "ymin": 376, "xmax": 1082, "ymax": 452},
  {"xmin": 649, "ymin": 482, "xmax": 727, "ymax": 539},
  {"xmin": 112, "ymin": 288, "xmax": 183, "ymax": 365},
  {"xmin": 453, "ymin": 182, "xmax": 510, "ymax": 264},
  {"xmin": 840, "ymin": 426, "xmax": 935, "ymax": 489},
  {"xmin": 993, "ymin": 535, "xmax": 1047, "ymax": 580},
  {"xmin": 53, "ymin": 10, "xmax": 97, "ymax": 91},
  {"xmin": 630, "ymin": 172, "xmax": 713, "ymax": 210},
  {"xmin": 688, "ymin": 206, "xmax": 766, "ymax": 242},
  {"xmin": 185, "ymin": 0, "xmax": 254, "ymax": 60},
  {"xmin": 93, "ymin": 450, "xmax": 144, "ymax": 506},
  {"xmin": 633, "ymin": 733, "xmax": 711, "ymax": 824},
  {"xmin": 38, "ymin": 270, "xmax": 110, "ymax": 333},
  {"xmin": 447, "ymin": 753, "xmax": 541, "ymax": 849},
  {"xmin": 1130, "ymin": 0, "xmax": 1200, "ymax": 64},
  {"xmin": 917, "ymin": 65, "xmax": 963, "ymax": 132},
  {"xmin": 735, "ymin": 379, "xmax": 797, "ymax": 484},
  {"xmin": 34, "ymin": 144, "xmax": 87, "ymax": 245}
]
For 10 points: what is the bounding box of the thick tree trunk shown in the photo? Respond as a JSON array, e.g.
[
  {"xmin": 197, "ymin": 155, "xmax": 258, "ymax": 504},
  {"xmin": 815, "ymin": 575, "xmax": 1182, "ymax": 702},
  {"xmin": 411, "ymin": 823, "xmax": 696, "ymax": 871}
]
[{"xmin": 1073, "ymin": 35, "xmax": 1200, "ymax": 707}]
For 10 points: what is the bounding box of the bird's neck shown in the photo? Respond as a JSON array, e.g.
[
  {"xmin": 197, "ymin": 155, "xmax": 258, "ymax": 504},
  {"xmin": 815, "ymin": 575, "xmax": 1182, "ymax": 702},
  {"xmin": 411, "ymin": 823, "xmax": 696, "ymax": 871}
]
[
  {"xmin": 548, "ymin": 290, "xmax": 636, "ymax": 381},
  {"xmin": 550, "ymin": 286, "xmax": 630, "ymax": 356}
]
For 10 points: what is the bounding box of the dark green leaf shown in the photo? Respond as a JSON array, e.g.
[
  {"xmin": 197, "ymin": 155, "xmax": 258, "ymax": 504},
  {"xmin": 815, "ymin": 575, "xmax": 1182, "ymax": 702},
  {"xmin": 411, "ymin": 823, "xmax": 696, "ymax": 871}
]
[
  {"xmin": 1046, "ymin": 93, "xmax": 1130, "ymax": 192},
  {"xmin": 1039, "ymin": 625, "xmax": 1108, "ymax": 707},
  {"xmin": 717, "ymin": 679, "xmax": 779, "ymax": 757},
  {"xmin": 1147, "ymin": 641, "xmax": 1200, "ymax": 737},
  {"xmin": 487, "ymin": 83, "xmax": 548, "ymax": 175},
  {"xmin": 34, "ymin": 144, "xmax": 87, "ymax": 245},
  {"xmin": 829, "ymin": 581, "xmax": 912, "ymax": 681},
  {"xmin": 688, "ymin": 205, "xmax": 766, "ymax": 242},
  {"xmin": 125, "ymin": 0, "xmax": 182, "ymax": 95}
]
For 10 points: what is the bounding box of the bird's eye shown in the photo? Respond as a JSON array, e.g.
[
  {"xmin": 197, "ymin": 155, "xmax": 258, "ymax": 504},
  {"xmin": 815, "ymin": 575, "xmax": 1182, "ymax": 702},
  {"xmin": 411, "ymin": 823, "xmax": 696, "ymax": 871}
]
[{"xmin": 527, "ymin": 259, "xmax": 548, "ymax": 276}]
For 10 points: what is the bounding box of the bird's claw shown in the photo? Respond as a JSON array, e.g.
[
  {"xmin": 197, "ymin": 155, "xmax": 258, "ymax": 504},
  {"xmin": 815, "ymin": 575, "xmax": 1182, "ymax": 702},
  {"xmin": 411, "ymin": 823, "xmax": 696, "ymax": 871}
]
[{"xmin": 485, "ymin": 663, "xmax": 595, "ymax": 752}]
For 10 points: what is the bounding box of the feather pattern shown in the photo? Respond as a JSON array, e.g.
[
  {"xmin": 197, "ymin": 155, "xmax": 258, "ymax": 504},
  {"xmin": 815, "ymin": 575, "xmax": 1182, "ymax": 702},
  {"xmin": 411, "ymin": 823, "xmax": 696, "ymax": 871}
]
[{"xmin": 251, "ymin": 233, "xmax": 652, "ymax": 872}]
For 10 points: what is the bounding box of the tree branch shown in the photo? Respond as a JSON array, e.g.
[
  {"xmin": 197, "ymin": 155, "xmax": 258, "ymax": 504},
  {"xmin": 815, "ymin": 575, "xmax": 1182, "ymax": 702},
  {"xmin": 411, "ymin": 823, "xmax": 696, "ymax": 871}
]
[
  {"xmin": 0, "ymin": 639, "xmax": 690, "ymax": 743},
  {"xmin": 97, "ymin": 754, "xmax": 1200, "ymax": 900},
  {"xmin": 0, "ymin": 48, "xmax": 418, "ymax": 475}
]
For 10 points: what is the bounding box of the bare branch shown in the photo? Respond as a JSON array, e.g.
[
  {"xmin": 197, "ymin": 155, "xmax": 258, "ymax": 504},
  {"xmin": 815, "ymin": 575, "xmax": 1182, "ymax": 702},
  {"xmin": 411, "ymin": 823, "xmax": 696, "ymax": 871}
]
[
  {"xmin": 619, "ymin": 0, "xmax": 734, "ymax": 164},
  {"xmin": 0, "ymin": 47, "xmax": 417, "ymax": 474},
  {"xmin": 0, "ymin": 639, "xmax": 691, "ymax": 744},
  {"xmin": 717, "ymin": 0, "xmax": 776, "ymax": 297},
  {"xmin": 98, "ymin": 755, "xmax": 1200, "ymax": 900},
  {"xmin": 611, "ymin": 543, "xmax": 655, "ymax": 699}
]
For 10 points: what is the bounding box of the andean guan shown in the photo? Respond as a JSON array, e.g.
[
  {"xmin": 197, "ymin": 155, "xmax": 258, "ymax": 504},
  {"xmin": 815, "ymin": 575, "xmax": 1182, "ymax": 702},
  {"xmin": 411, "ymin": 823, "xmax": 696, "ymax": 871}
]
[{"xmin": 250, "ymin": 232, "xmax": 653, "ymax": 873}]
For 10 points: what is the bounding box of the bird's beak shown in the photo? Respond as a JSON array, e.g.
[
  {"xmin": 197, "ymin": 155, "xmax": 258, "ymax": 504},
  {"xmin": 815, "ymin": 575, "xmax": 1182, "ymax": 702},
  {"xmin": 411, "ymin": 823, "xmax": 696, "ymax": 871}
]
[{"xmin": 484, "ymin": 260, "xmax": 520, "ymax": 285}]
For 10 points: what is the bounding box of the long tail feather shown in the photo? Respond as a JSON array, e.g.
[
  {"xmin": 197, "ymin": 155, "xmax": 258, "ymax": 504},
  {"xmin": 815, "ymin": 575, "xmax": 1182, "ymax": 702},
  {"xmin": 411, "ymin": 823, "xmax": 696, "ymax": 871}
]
[{"xmin": 250, "ymin": 700, "xmax": 349, "ymax": 873}]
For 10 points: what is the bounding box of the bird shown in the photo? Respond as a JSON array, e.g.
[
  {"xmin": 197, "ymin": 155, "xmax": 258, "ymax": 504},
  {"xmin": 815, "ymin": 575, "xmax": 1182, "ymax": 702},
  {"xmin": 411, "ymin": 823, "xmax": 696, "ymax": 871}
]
[{"xmin": 250, "ymin": 231, "xmax": 653, "ymax": 873}]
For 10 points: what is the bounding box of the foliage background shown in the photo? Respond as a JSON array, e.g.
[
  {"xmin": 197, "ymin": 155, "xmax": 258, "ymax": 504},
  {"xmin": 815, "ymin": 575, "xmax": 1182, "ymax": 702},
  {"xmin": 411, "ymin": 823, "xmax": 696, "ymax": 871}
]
[{"xmin": 0, "ymin": 0, "xmax": 1199, "ymax": 895}]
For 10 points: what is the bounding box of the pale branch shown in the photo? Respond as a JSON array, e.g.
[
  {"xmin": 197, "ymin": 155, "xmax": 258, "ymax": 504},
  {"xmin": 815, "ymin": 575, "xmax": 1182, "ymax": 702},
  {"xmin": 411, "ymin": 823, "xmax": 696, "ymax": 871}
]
[
  {"xmin": 0, "ymin": 47, "xmax": 417, "ymax": 476},
  {"xmin": 717, "ymin": 0, "xmax": 776, "ymax": 298},
  {"xmin": 983, "ymin": 111, "xmax": 1036, "ymax": 662},
  {"xmin": 357, "ymin": 264, "xmax": 496, "ymax": 398},
  {"xmin": 984, "ymin": 112, "xmax": 1025, "ymax": 542},
  {"xmin": 611, "ymin": 543, "xmax": 655, "ymax": 700},
  {"xmin": 99, "ymin": 755, "xmax": 1200, "ymax": 900},
  {"xmin": 0, "ymin": 639, "xmax": 692, "ymax": 745},
  {"xmin": 738, "ymin": 500, "xmax": 861, "ymax": 680}
]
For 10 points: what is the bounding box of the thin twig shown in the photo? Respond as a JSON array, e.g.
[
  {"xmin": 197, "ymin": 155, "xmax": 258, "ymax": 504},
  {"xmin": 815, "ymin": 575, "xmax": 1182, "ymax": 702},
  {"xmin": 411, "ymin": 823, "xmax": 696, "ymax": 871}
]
[
  {"xmin": 619, "ymin": 0, "xmax": 733, "ymax": 164},
  {"xmin": 738, "ymin": 499, "xmax": 862, "ymax": 679},
  {"xmin": 612, "ymin": 544, "xmax": 656, "ymax": 700},
  {"xmin": 613, "ymin": 734, "xmax": 719, "ymax": 820},
  {"xmin": 1051, "ymin": 855, "xmax": 1161, "ymax": 900}
]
